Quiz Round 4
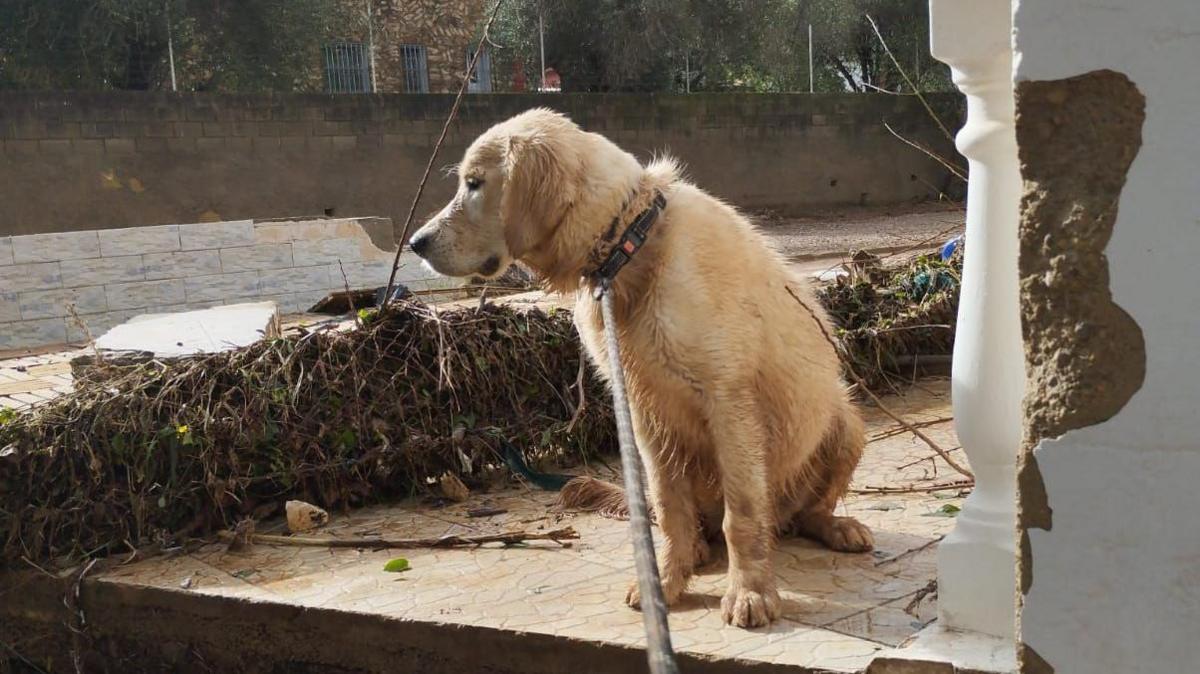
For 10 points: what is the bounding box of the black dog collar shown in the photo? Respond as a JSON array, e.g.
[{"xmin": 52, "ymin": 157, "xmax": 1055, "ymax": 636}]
[{"xmin": 589, "ymin": 191, "xmax": 667, "ymax": 299}]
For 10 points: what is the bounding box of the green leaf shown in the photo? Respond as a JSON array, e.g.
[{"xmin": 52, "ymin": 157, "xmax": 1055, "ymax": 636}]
[
  {"xmin": 383, "ymin": 558, "xmax": 411, "ymax": 573},
  {"xmin": 925, "ymin": 503, "xmax": 961, "ymax": 518}
]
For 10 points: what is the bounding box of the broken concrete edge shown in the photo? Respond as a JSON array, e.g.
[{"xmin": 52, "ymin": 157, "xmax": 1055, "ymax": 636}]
[
  {"xmin": 0, "ymin": 569, "xmax": 829, "ymax": 674},
  {"xmin": 864, "ymin": 625, "xmax": 1017, "ymax": 674},
  {"xmin": 1013, "ymin": 69, "xmax": 1148, "ymax": 674}
]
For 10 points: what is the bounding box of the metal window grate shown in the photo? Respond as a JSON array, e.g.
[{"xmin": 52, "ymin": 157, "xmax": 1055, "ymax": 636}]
[
  {"xmin": 324, "ymin": 42, "xmax": 371, "ymax": 93},
  {"xmin": 401, "ymin": 44, "xmax": 430, "ymax": 93},
  {"xmin": 465, "ymin": 46, "xmax": 492, "ymax": 93}
]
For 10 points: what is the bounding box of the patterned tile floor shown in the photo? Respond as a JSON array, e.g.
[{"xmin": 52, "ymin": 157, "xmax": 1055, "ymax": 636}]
[{"xmin": 96, "ymin": 381, "xmax": 964, "ymax": 672}]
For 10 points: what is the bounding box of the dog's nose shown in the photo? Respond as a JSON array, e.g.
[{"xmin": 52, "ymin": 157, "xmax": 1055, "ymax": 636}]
[{"xmin": 409, "ymin": 232, "xmax": 432, "ymax": 257}]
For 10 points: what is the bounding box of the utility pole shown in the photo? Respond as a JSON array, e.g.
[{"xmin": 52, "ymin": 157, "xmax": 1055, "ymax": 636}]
[
  {"xmin": 808, "ymin": 24, "xmax": 814, "ymax": 93},
  {"xmin": 365, "ymin": 0, "xmax": 377, "ymax": 93},
  {"xmin": 538, "ymin": 6, "xmax": 546, "ymax": 91},
  {"xmin": 166, "ymin": 0, "xmax": 178, "ymax": 92}
]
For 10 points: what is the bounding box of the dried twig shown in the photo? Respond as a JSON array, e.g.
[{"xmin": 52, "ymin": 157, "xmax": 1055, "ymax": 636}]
[
  {"xmin": 868, "ymin": 415, "xmax": 955, "ymax": 442},
  {"xmin": 217, "ymin": 526, "xmax": 579, "ymax": 550},
  {"xmin": 852, "ymin": 480, "xmax": 973, "ymax": 495},
  {"xmin": 883, "ymin": 121, "xmax": 967, "ymax": 181},
  {"xmin": 904, "ymin": 579, "xmax": 939, "ymax": 615},
  {"xmin": 875, "ymin": 536, "xmax": 945, "ymax": 567},
  {"xmin": 565, "ymin": 345, "xmax": 588, "ymax": 434},
  {"xmin": 380, "ymin": 0, "xmax": 507, "ymax": 313},
  {"xmin": 865, "ymin": 13, "xmax": 955, "ymax": 143},
  {"xmin": 786, "ymin": 286, "xmax": 974, "ymax": 480},
  {"xmin": 897, "ymin": 446, "xmax": 962, "ymax": 471}
]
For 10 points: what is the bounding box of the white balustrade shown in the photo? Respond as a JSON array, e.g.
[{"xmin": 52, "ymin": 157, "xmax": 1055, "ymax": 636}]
[{"xmin": 929, "ymin": 0, "xmax": 1023, "ymax": 640}]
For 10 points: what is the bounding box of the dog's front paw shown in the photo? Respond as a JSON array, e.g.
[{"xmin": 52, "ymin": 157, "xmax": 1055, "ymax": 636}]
[
  {"xmin": 626, "ymin": 574, "xmax": 686, "ymax": 611},
  {"xmin": 721, "ymin": 585, "xmax": 781, "ymax": 628},
  {"xmin": 824, "ymin": 516, "xmax": 874, "ymax": 553}
]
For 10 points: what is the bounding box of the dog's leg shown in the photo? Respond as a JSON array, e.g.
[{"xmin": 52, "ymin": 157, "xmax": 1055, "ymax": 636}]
[
  {"xmin": 711, "ymin": 393, "xmax": 781, "ymax": 628},
  {"xmin": 625, "ymin": 415, "xmax": 702, "ymax": 610},
  {"xmin": 786, "ymin": 408, "xmax": 874, "ymax": 553}
]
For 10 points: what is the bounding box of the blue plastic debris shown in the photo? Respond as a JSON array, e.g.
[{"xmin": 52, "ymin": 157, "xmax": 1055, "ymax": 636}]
[{"xmin": 940, "ymin": 235, "xmax": 963, "ymax": 261}]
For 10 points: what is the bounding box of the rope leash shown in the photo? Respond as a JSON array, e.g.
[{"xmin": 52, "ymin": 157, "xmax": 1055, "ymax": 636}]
[{"xmin": 597, "ymin": 282, "xmax": 680, "ymax": 674}]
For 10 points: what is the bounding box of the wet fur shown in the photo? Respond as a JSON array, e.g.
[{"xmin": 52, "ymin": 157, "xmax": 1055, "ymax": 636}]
[{"xmin": 411, "ymin": 109, "xmax": 872, "ymax": 628}]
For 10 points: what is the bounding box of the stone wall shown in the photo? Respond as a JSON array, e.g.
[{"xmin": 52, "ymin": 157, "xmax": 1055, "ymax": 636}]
[
  {"xmin": 0, "ymin": 217, "xmax": 445, "ymax": 350},
  {"xmin": 368, "ymin": 0, "xmax": 488, "ymax": 93},
  {"xmin": 0, "ymin": 92, "xmax": 963, "ymax": 238}
]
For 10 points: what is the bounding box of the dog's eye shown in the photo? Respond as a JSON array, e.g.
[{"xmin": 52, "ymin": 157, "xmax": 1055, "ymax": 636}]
[{"xmin": 465, "ymin": 177, "xmax": 483, "ymax": 191}]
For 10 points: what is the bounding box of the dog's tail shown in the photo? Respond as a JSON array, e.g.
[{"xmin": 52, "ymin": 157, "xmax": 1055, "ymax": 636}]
[{"xmin": 556, "ymin": 475, "xmax": 656, "ymax": 521}]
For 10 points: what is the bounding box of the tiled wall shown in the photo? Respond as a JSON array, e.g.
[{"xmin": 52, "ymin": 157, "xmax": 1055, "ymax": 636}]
[{"xmin": 0, "ymin": 217, "xmax": 446, "ymax": 350}]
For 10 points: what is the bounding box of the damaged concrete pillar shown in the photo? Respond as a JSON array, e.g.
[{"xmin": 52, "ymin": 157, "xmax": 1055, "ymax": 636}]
[
  {"xmin": 1013, "ymin": 1, "xmax": 1200, "ymax": 672},
  {"xmin": 929, "ymin": 0, "xmax": 1023, "ymax": 640}
]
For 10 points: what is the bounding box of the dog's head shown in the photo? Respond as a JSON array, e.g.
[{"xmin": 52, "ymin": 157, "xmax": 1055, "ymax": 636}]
[{"xmin": 408, "ymin": 108, "xmax": 586, "ymax": 279}]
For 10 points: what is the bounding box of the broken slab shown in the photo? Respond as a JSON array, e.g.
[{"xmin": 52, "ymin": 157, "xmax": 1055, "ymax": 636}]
[{"xmin": 94, "ymin": 302, "xmax": 280, "ymax": 358}]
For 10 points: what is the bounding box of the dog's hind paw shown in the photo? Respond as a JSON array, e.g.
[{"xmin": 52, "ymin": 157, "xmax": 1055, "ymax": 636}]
[
  {"xmin": 823, "ymin": 516, "xmax": 874, "ymax": 553},
  {"xmin": 721, "ymin": 586, "xmax": 781, "ymax": 628}
]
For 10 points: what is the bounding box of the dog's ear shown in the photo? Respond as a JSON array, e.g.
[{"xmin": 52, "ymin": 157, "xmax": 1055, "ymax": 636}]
[{"xmin": 500, "ymin": 132, "xmax": 576, "ymax": 258}]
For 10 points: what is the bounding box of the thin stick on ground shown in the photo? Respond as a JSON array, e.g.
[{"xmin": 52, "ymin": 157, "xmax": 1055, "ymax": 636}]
[
  {"xmin": 786, "ymin": 286, "xmax": 975, "ymax": 480},
  {"xmin": 876, "ymin": 537, "xmax": 945, "ymax": 567},
  {"xmin": 217, "ymin": 526, "xmax": 579, "ymax": 550},
  {"xmin": 883, "ymin": 121, "xmax": 967, "ymax": 181},
  {"xmin": 868, "ymin": 415, "xmax": 955, "ymax": 443},
  {"xmin": 851, "ymin": 480, "xmax": 973, "ymax": 495},
  {"xmin": 865, "ymin": 13, "xmax": 956, "ymax": 144},
  {"xmin": 380, "ymin": 0, "xmax": 506, "ymax": 314}
]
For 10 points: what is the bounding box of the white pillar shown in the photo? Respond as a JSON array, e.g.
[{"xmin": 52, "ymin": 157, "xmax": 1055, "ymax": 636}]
[{"xmin": 929, "ymin": 0, "xmax": 1023, "ymax": 639}]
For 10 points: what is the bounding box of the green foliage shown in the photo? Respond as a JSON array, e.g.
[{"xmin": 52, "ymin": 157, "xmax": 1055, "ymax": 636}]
[
  {"xmin": 489, "ymin": 0, "xmax": 952, "ymax": 93},
  {"xmin": 0, "ymin": 0, "xmax": 353, "ymax": 92},
  {"xmin": 383, "ymin": 557, "xmax": 411, "ymax": 572}
]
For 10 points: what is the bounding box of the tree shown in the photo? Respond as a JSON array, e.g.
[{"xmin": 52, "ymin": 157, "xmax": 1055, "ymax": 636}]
[
  {"xmin": 0, "ymin": 0, "xmax": 351, "ymax": 92},
  {"xmin": 487, "ymin": 0, "xmax": 950, "ymax": 93}
]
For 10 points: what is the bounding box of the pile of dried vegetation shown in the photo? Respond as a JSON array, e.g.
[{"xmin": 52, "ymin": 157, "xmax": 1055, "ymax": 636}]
[
  {"xmin": 819, "ymin": 248, "xmax": 963, "ymax": 391},
  {"xmin": 0, "ymin": 249, "xmax": 960, "ymax": 569},
  {"xmin": 0, "ymin": 300, "xmax": 611, "ymax": 569}
]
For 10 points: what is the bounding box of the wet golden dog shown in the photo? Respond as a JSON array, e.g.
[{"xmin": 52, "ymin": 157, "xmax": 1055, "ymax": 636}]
[{"xmin": 409, "ymin": 109, "xmax": 872, "ymax": 628}]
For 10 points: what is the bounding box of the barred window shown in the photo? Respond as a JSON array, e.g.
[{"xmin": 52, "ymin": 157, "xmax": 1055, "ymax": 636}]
[
  {"xmin": 465, "ymin": 46, "xmax": 492, "ymax": 93},
  {"xmin": 401, "ymin": 44, "xmax": 430, "ymax": 93},
  {"xmin": 323, "ymin": 42, "xmax": 371, "ymax": 94}
]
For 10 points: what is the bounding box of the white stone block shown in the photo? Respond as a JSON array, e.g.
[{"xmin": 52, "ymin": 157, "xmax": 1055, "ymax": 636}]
[
  {"xmin": 65, "ymin": 310, "xmax": 140, "ymax": 343},
  {"xmin": 0, "ymin": 237, "xmax": 13, "ymax": 266},
  {"xmin": 67, "ymin": 255, "xmax": 146, "ymax": 287},
  {"xmin": 18, "ymin": 286, "xmax": 108, "ymax": 319},
  {"xmin": 292, "ymin": 238, "xmax": 363, "ymax": 266},
  {"xmin": 184, "ymin": 271, "xmax": 260, "ymax": 303},
  {"xmin": 258, "ymin": 265, "xmax": 333, "ymax": 295},
  {"xmin": 143, "ymin": 250, "xmax": 221, "ymax": 280},
  {"xmin": 0, "ymin": 292, "xmax": 19, "ymax": 322},
  {"xmin": 333, "ymin": 260, "xmax": 395, "ymax": 288},
  {"xmin": 219, "ymin": 243, "xmax": 293, "ymax": 272},
  {"xmin": 0, "ymin": 262, "xmax": 61, "ymax": 292},
  {"xmin": 179, "ymin": 220, "xmax": 255, "ymax": 250},
  {"xmin": 0, "ymin": 318, "xmax": 67, "ymax": 349},
  {"xmin": 11, "ymin": 231, "xmax": 100, "ymax": 263},
  {"xmin": 98, "ymin": 225, "xmax": 181, "ymax": 257},
  {"xmin": 105, "ymin": 279, "xmax": 186, "ymax": 310},
  {"xmin": 95, "ymin": 302, "xmax": 280, "ymax": 357}
]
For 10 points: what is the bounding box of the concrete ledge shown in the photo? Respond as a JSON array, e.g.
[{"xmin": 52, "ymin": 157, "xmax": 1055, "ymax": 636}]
[{"xmin": 0, "ymin": 570, "xmax": 810, "ymax": 674}]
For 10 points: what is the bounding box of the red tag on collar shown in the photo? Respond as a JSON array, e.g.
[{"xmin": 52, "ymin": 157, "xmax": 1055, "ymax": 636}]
[{"xmin": 622, "ymin": 240, "xmax": 637, "ymax": 254}]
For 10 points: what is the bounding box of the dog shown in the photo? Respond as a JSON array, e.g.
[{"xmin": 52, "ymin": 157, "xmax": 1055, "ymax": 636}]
[{"xmin": 409, "ymin": 109, "xmax": 872, "ymax": 628}]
